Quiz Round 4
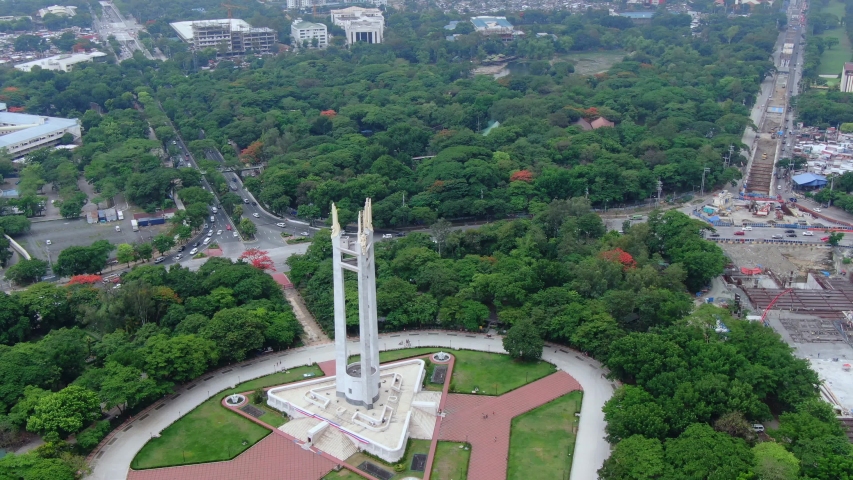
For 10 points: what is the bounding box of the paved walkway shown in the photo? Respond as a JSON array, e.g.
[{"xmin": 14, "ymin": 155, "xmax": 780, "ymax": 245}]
[
  {"xmin": 285, "ymin": 289, "xmax": 330, "ymax": 346},
  {"xmin": 438, "ymin": 372, "xmax": 581, "ymax": 479},
  {"xmin": 125, "ymin": 434, "xmax": 335, "ymax": 480},
  {"xmin": 87, "ymin": 333, "xmax": 615, "ymax": 480}
]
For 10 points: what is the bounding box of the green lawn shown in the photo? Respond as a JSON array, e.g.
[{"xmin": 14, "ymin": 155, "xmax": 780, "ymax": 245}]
[
  {"xmin": 430, "ymin": 442, "xmax": 471, "ymax": 480},
  {"xmin": 506, "ymin": 391, "xmax": 583, "ymax": 480},
  {"xmin": 347, "ymin": 439, "xmax": 431, "ymax": 480},
  {"xmin": 449, "ymin": 350, "xmax": 555, "ymax": 396},
  {"xmin": 132, "ymin": 364, "xmax": 323, "ymax": 469},
  {"xmin": 352, "ymin": 348, "xmax": 556, "ymax": 395},
  {"xmin": 817, "ymin": 0, "xmax": 853, "ymax": 75},
  {"xmin": 322, "ymin": 469, "xmax": 368, "ymax": 479}
]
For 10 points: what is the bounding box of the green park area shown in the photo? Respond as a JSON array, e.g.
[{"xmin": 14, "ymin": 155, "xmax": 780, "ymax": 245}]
[
  {"xmin": 347, "ymin": 439, "xmax": 431, "ymax": 480},
  {"xmin": 507, "ymin": 391, "xmax": 583, "ymax": 480},
  {"xmin": 132, "ymin": 364, "xmax": 324, "ymax": 469},
  {"xmin": 430, "ymin": 441, "xmax": 471, "ymax": 480},
  {"xmin": 817, "ymin": 0, "xmax": 853, "ymax": 75},
  {"xmin": 322, "ymin": 469, "xmax": 368, "ymax": 479}
]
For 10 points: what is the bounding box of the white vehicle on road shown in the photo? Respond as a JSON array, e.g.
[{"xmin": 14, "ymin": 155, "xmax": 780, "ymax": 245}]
[
  {"xmin": 382, "ymin": 233, "xmax": 393, "ymax": 239},
  {"xmin": 276, "ymin": 223, "xmax": 287, "ymax": 227},
  {"xmin": 803, "ymin": 231, "xmax": 814, "ymax": 236},
  {"xmin": 742, "ymin": 226, "xmax": 753, "ymax": 231},
  {"xmin": 217, "ymin": 230, "xmax": 222, "ymax": 235},
  {"xmin": 300, "ymin": 231, "xmax": 309, "ymax": 236},
  {"xmin": 189, "ymin": 248, "xmax": 198, "ymax": 255},
  {"xmin": 814, "ymin": 208, "xmax": 822, "ymax": 212},
  {"xmin": 253, "ymin": 213, "xmax": 260, "ymax": 218}
]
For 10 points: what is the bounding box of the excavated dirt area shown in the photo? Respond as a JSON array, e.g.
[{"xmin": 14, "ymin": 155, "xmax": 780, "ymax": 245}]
[{"xmin": 721, "ymin": 243, "xmax": 834, "ymax": 278}]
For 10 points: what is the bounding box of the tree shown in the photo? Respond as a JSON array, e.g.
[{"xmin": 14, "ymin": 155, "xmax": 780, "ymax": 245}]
[
  {"xmin": 135, "ymin": 243, "xmax": 153, "ymax": 262},
  {"xmin": 828, "ymin": 231, "xmax": 844, "ymax": 246},
  {"xmin": 116, "ymin": 243, "xmax": 134, "ymax": 265},
  {"xmin": 0, "ymin": 292, "xmax": 29, "ymax": 345},
  {"xmin": 664, "ymin": 424, "xmax": 754, "ymax": 479},
  {"xmin": 200, "ymin": 308, "xmax": 267, "ymax": 362},
  {"xmin": 239, "ymin": 218, "xmax": 257, "ymax": 237},
  {"xmin": 54, "ymin": 240, "xmax": 113, "ymax": 276},
  {"xmin": 240, "ymin": 248, "xmax": 275, "ymax": 271},
  {"xmin": 599, "ymin": 435, "xmax": 668, "ymax": 480},
  {"xmin": 430, "ymin": 218, "xmax": 452, "ymax": 256},
  {"xmin": 753, "ymin": 442, "xmax": 800, "ymax": 480},
  {"xmin": 58, "ymin": 200, "xmax": 83, "ymax": 219},
  {"xmin": 0, "ymin": 216, "xmax": 31, "ymax": 235},
  {"xmin": 99, "ymin": 361, "xmax": 169, "ymax": 414},
  {"xmin": 297, "ymin": 204, "xmax": 321, "ymax": 226},
  {"xmin": 4, "ymin": 258, "xmax": 48, "ymax": 285},
  {"xmin": 151, "ymin": 234, "xmax": 175, "ymax": 255},
  {"xmin": 502, "ymin": 319, "xmax": 543, "ymax": 361},
  {"xmin": 26, "ymin": 385, "xmax": 100, "ymax": 440},
  {"xmin": 144, "ymin": 334, "xmax": 219, "ymax": 383}
]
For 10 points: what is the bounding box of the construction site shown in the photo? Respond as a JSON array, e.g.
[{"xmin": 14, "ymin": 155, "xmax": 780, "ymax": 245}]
[{"xmin": 744, "ymin": 28, "xmax": 799, "ymax": 195}]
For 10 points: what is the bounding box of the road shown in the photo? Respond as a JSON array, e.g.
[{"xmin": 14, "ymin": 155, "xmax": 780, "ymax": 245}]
[{"xmin": 87, "ymin": 332, "xmax": 615, "ymax": 480}]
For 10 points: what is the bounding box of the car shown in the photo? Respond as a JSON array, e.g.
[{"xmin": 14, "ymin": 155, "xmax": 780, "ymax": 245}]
[
  {"xmin": 734, "ymin": 231, "xmax": 745, "ymax": 236},
  {"xmin": 777, "ymin": 185, "xmax": 782, "ymax": 190},
  {"xmin": 226, "ymin": 224, "xmax": 232, "ymax": 230},
  {"xmin": 252, "ymin": 213, "xmax": 260, "ymax": 218},
  {"xmin": 154, "ymin": 256, "xmax": 166, "ymax": 264},
  {"xmin": 785, "ymin": 229, "xmax": 795, "ymax": 233},
  {"xmin": 276, "ymin": 223, "xmax": 286, "ymax": 227},
  {"xmin": 203, "ymin": 223, "xmax": 208, "ymax": 230},
  {"xmin": 771, "ymin": 234, "xmax": 783, "ymax": 239},
  {"xmin": 207, "ymin": 230, "xmax": 213, "ymax": 237},
  {"xmin": 300, "ymin": 231, "xmax": 309, "ymax": 236},
  {"xmin": 709, "ymin": 233, "xmax": 720, "ymax": 237},
  {"xmin": 803, "ymin": 231, "xmax": 814, "ymax": 236},
  {"xmin": 251, "ymin": 201, "xmax": 257, "ymax": 206},
  {"xmin": 742, "ymin": 226, "xmax": 753, "ymax": 231},
  {"xmin": 230, "ymin": 185, "xmax": 238, "ymax": 191},
  {"xmin": 177, "ymin": 245, "xmax": 185, "ymax": 252},
  {"xmin": 233, "ymin": 231, "xmax": 239, "ymax": 237},
  {"xmin": 174, "ymin": 253, "xmax": 183, "ymax": 260},
  {"xmin": 787, "ymin": 233, "xmax": 797, "ymax": 237},
  {"xmin": 193, "ymin": 241, "xmax": 200, "ymax": 247},
  {"xmin": 382, "ymin": 233, "xmax": 393, "ymax": 239},
  {"xmin": 821, "ymin": 236, "xmax": 830, "ymax": 242},
  {"xmin": 189, "ymin": 248, "xmax": 198, "ymax": 255},
  {"xmin": 243, "ymin": 198, "xmax": 249, "ymax": 204},
  {"xmin": 814, "ymin": 208, "xmax": 822, "ymax": 212},
  {"xmin": 115, "ymin": 225, "xmax": 121, "ymax": 232},
  {"xmin": 396, "ymin": 232, "xmax": 405, "ymax": 237},
  {"xmin": 216, "ymin": 229, "xmax": 222, "ymax": 235},
  {"xmin": 752, "ymin": 424, "xmax": 765, "ymax": 433},
  {"xmin": 45, "ymin": 239, "xmax": 52, "ymax": 245},
  {"xmin": 232, "ymin": 178, "xmax": 237, "ymax": 183}
]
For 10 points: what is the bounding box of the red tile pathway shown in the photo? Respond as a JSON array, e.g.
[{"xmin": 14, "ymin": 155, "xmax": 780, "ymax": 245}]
[
  {"xmin": 438, "ymin": 371, "xmax": 582, "ymax": 480},
  {"xmin": 126, "ymin": 433, "xmax": 336, "ymax": 480},
  {"xmin": 317, "ymin": 359, "xmax": 336, "ymax": 376}
]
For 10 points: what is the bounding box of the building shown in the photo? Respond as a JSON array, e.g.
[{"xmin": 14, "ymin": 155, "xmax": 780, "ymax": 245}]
[
  {"xmin": 0, "ymin": 112, "xmax": 81, "ymax": 158},
  {"xmin": 0, "ymin": 16, "xmax": 32, "ymax": 22},
  {"xmin": 291, "ymin": 19, "xmax": 328, "ymax": 48},
  {"xmin": 841, "ymin": 62, "xmax": 853, "ymax": 93},
  {"xmin": 792, "ymin": 172, "xmax": 828, "ymax": 190},
  {"xmin": 37, "ymin": 5, "xmax": 77, "ymax": 17},
  {"xmin": 267, "ymin": 199, "xmax": 438, "ymax": 463},
  {"xmin": 14, "ymin": 52, "xmax": 107, "ymax": 73},
  {"xmin": 169, "ymin": 19, "xmax": 277, "ymax": 54},
  {"xmin": 616, "ymin": 11, "xmax": 656, "ymax": 24},
  {"xmin": 470, "ymin": 16, "xmax": 523, "ymax": 41},
  {"xmin": 574, "ymin": 116, "xmax": 616, "ymax": 130},
  {"xmin": 330, "ymin": 7, "xmax": 384, "ymax": 45}
]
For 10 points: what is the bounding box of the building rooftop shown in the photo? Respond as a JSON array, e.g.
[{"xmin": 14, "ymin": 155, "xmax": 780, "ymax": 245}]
[
  {"xmin": 292, "ymin": 19, "xmax": 327, "ymax": 30},
  {"xmin": 170, "ymin": 19, "xmax": 266, "ymax": 42},
  {"xmin": 618, "ymin": 11, "xmax": 656, "ymax": 18},
  {"xmin": 0, "ymin": 112, "xmax": 79, "ymax": 150},
  {"xmin": 471, "ymin": 16, "xmax": 514, "ymax": 29},
  {"xmin": 14, "ymin": 52, "xmax": 106, "ymax": 72}
]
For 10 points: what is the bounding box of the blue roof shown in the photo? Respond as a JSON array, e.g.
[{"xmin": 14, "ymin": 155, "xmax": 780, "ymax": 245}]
[
  {"xmin": 444, "ymin": 21, "xmax": 459, "ymax": 30},
  {"xmin": 618, "ymin": 11, "xmax": 656, "ymax": 19},
  {"xmin": 471, "ymin": 16, "xmax": 514, "ymax": 29},
  {"xmin": 0, "ymin": 112, "xmax": 78, "ymax": 149},
  {"xmin": 792, "ymin": 173, "xmax": 827, "ymax": 186}
]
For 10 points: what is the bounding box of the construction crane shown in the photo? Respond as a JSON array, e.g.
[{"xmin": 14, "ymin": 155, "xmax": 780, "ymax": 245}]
[
  {"xmin": 221, "ymin": 2, "xmax": 244, "ymax": 20},
  {"xmin": 760, "ymin": 288, "xmax": 793, "ymax": 325}
]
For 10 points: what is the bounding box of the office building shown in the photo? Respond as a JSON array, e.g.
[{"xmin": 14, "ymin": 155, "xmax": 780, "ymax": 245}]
[
  {"xmin": 14, "ymin": 52, "xmax": 107, "ymax": 73},
  {"xmin": 330, "ymin": 7, "xmax": 384, "ymax": 45},
  {"xmin": 37, "ymin": 5, "xmax": 77, "ymax": 17},
  {"xmin": 291, "ymin": 19, "xmax": 328, "ymax": 48},
  {"xmin": 0, "ymin": 111, "xmax": 81, "ymax": 158}
]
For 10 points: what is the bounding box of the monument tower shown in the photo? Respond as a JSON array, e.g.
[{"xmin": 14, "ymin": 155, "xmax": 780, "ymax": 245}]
[{"xmin": 331, "ymin": 199, "xmax": 381, "ymax": 408}]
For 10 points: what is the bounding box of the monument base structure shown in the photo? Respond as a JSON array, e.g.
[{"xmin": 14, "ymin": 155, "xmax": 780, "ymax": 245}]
[{"xmin": 267, "ymin": 359, "xmax": 440, "ymax": 462}]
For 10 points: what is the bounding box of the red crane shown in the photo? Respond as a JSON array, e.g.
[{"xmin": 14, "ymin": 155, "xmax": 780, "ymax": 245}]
[{"xmin": 760, "ymin": 288, "xmax": 793, "ymax": 325}]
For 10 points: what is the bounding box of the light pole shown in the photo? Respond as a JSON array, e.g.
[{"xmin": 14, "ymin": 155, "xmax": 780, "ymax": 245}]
[{"xmin": 700, "ymin": 167, "xmax": 711, "ymax": 198}]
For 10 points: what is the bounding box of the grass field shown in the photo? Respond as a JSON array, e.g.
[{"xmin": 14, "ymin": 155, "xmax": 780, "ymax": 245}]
[
  {"xmin": 132, "ymin": 364, "xmax": 324, "ymax": 469},
  {"xmin": 506, "ymin": 391, "xmax": 583, "ymax": 480},
  {"xmin": 430, "ymin": 442, "xmax": 471, "ymax": 480},
  {"xmin": 322, "ymin": 469, "xmax": 368, "ymax": 479},
  {"xmin": 346, "ymin": 439, "xmax": 431, "ymax": 480},
  {"xmin": 449, "ymin": 349, "xmax": 555, "ymax": 396},
  {"xmin": 817, "ymin": 0, "xmax": 853, "ymax": 75}
]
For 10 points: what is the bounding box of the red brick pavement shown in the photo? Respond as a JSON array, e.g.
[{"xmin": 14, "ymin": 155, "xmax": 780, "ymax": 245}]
[
  {"xmin": 318, "ymin": 359, "xmax": 336, "ymax": 376},
  {"xmin": 126, "ymin": 433, "xmax": 336, "ymax": 480},
  {"xmin": 438, "ymin": 371, "xmax": 582, "ymax": 480}
]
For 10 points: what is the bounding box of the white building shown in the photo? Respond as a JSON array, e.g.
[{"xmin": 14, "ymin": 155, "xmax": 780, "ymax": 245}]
[
  {"xmin": 330, "ymin": 7, "xmax": 384, "ymax": 45},
  {"xmin": 14, "ymin": 52, "xmax": 107, "ymax": 73},
  {"xmin": 291, "ymin": 19, "xmax": 328, "ymax": 48},
  {"xmin": 0, "ymin": 112, "xmax": 81, "ymax": 158},
  {"xmin": 37, "ymin": 5, "xmax": 77, "ymax": 17},
  {"xmin": 170, "ymin": 19, "xmax": 277, "ymax": 54},
  {"xmin": 842, "ymin": 62, "xmax": 853, "ymax": 93}
]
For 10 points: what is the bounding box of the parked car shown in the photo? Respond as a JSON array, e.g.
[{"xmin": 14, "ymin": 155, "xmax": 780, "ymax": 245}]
[
  {"xmin": 252, "ymin": 213, "xmax": 260, "ymax": 218},
  {"xmin": 803, "ymin": 231, "xmax": 814, "ymax": 236},
  {"xmin": 752, "ymin": 424, "xmax": 765, "ymax": 433},
  {"xmin": 734, "ymin": 231, "xmax": 745, "ymax": 236},
  {"xmin": 189, "ymin": 248, "xmax": 198, "ymax": 255},
  {"xmin": 154, "ymin": 256, "xmax": 166, "ymax": 264}
]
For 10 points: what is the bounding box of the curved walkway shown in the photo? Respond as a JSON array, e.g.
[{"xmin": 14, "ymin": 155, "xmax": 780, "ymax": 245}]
[{"xmin": 87, "ymin": 332, "xmax": 616, "ymax": 480}]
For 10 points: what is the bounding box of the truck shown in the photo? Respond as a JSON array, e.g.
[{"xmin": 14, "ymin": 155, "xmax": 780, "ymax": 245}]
[
  {"xmin": 117, "ymin": 210, "xmax": 124, "ymax": 220},
  {"xmin": 131, "ymin": 219, "xmax": 138, "ymax": 232}
]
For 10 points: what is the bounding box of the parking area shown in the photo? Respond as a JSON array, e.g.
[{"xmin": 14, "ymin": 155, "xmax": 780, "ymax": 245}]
[{"xmin": 19, "ymin": 218, "xmax": 169, "ymax": 262}]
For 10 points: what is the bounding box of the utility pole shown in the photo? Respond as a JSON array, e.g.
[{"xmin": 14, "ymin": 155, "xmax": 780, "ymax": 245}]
[{"xmin": 700, "ymin": 167, "xmax": 711, "ymax": 198}]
